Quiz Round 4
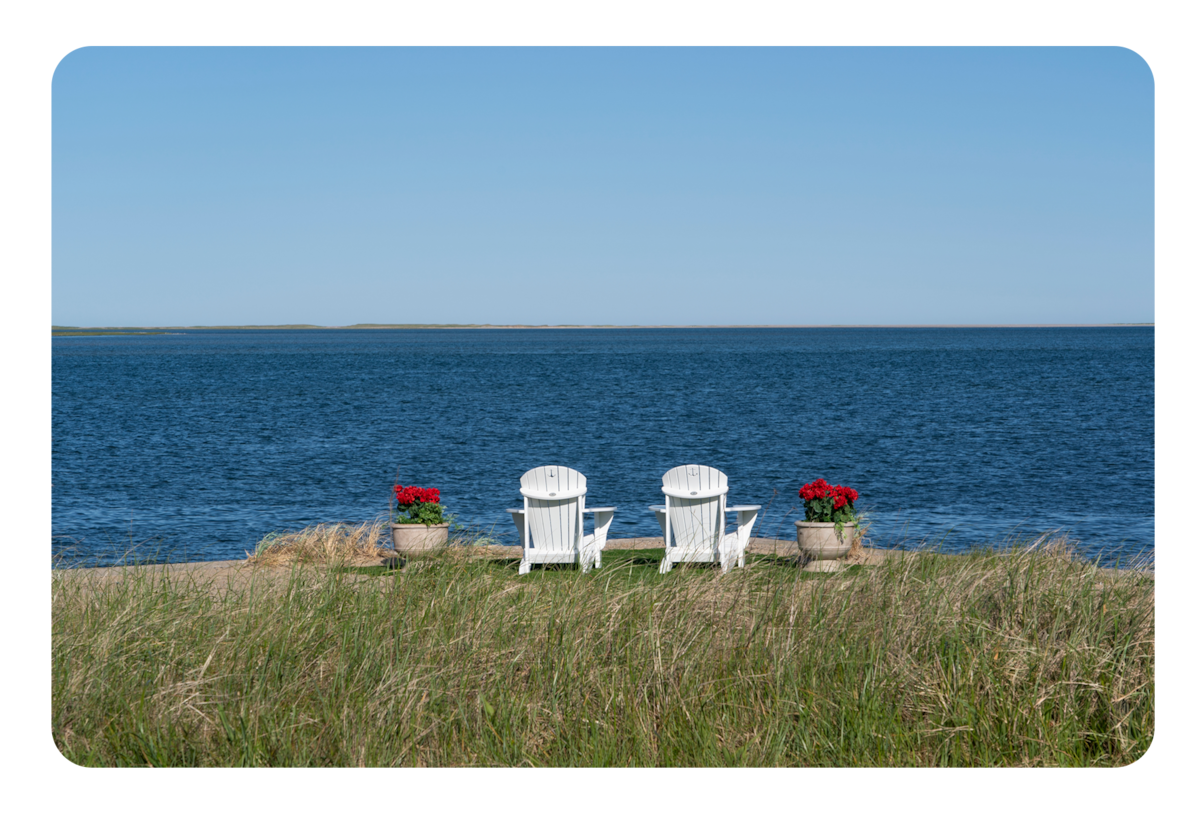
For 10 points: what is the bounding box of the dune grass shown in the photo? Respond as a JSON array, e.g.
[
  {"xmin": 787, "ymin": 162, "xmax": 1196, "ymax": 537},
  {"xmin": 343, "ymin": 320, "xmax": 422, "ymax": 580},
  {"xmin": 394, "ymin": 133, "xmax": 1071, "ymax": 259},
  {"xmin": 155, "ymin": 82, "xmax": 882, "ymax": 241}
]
[
  {"xmin": 52, "ymin": 533, "xmax": 1153, "ymax": 767},
  {"xmin": 247, "ymin": 520, "xmax": 394, "ymax": 567}
]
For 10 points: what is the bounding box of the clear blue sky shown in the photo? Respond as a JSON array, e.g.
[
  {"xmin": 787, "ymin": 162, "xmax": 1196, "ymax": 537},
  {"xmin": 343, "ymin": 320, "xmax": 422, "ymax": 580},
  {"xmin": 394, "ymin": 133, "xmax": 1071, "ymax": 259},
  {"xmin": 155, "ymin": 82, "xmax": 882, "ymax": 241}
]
[{"xmin": 51, "ymin": 47, "xmax": 1153, "ymax": 326}]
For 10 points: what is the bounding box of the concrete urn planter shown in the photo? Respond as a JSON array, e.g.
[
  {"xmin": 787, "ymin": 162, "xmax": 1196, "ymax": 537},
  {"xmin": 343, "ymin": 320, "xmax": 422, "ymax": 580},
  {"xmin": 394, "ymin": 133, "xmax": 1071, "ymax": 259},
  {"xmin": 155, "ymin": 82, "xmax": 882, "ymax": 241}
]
[
  {"xmin": 390, "ymin": 522, "xmax": 449, "ymax": 553},
  {"xmin": 794, "ymin": 521, "xmax": 858, "ymax": 572}
]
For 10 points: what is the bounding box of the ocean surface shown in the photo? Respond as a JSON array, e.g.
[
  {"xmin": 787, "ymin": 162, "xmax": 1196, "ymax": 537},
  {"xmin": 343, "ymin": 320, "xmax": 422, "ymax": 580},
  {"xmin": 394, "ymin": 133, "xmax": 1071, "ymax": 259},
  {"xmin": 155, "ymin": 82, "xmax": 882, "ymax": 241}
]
[{"xmin": 52, "ymin": 327, "xmax": 1154, "ymax": 568}]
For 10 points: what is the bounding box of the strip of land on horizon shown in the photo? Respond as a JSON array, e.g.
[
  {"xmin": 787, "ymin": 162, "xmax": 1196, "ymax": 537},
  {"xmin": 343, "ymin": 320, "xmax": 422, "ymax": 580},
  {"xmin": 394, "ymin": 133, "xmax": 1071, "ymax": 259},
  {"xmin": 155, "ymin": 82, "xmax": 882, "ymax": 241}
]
[{"xmin": 53, "ymin": 323, "xmax": 1154, "ymax": 332}]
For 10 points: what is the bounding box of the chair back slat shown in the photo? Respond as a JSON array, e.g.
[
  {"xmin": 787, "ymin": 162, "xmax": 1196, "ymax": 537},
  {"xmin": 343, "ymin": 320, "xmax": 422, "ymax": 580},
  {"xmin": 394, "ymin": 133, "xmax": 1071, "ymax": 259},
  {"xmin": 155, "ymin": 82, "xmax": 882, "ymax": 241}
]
[
  {"xmin": 525, "ymin": 497, "xmax": 580, "ymax": 553},
  {"xmin": 666, "ymin": 497, "xmax": 722, "ymax": 550}
]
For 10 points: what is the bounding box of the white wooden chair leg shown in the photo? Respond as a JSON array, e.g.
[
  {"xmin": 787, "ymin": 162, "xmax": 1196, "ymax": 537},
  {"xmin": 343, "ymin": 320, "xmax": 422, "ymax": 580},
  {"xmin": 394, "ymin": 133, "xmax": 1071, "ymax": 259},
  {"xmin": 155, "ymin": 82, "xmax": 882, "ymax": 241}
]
[
  {"xmin": 518, "ymin": 561, "xmax": 532, "ymax": 576},
  {"xmin": 718, "ymin": 542, "xmax": 733, "ymax": 574},
  {"xmin": 588, "ymin": 509, "xmax": 614, "ymax": 571},
  {"xmin": 579, "ymin": 538, "xmax": 596, "ymax": 571},
  {"xmin": 659, "ymin": 556, "xmax": 673, "ymax": 575},
  {"xmin": 579, "ymin": 537, "xmax": 594, "ymax": 574},
  {"xmin": 733, "ymin": 508, "xmax": 759, "ymax": 571}
]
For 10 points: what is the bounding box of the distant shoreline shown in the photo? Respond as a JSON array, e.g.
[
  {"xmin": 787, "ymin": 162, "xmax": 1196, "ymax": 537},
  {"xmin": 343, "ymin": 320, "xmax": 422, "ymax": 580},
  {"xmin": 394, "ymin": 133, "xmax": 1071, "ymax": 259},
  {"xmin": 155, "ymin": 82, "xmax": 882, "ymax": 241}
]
[{"xmin": 53, "ymin": 323, "xmax": 1154, "ymax": 332}]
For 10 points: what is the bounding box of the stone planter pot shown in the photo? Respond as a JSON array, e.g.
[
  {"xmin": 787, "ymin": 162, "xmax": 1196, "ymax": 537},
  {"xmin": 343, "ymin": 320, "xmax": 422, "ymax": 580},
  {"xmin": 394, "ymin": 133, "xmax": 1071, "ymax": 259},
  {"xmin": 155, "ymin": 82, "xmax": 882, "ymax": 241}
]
[
  {"xmin": 794, "ymin": 521, "xmax": 858, "ymax": 572},
  {"xmin": 390, "ymin": 522, "xmax": 449, "ymax": 553}
]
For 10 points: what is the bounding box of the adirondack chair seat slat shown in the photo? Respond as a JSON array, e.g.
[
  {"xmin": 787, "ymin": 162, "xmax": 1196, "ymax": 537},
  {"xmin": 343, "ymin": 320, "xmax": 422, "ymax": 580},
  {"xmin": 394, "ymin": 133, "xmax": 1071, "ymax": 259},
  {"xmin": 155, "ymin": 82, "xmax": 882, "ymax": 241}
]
[{"xmin": 510, "ymin": 466, "xmax": 613, "ymax": 575}]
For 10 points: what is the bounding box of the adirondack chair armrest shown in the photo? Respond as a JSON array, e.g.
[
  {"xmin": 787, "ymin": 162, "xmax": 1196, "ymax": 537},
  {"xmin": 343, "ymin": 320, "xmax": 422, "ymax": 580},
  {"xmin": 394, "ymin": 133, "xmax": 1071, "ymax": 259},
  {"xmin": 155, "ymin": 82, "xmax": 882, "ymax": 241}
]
[
  {"xmin": 728, "ymin": 505, "xmax": 762, "ymax": 527},
  {"xmin": 647, "ymin": 505, "xmax": 667, "ymax": 538},
  {"xmin": 727, "ymin": 505, "xmax": 761, "ymax": 546},
  {"xmin": 583, "ymin": 507, "xmax": 616, "ymax": 550},
  {"xmin": 714, "ymin": 505, "xmax": 761, "ymax": 572},
  {"xmin": 505, "ymin": 508, "xmax": 526, "ymax": 547}
]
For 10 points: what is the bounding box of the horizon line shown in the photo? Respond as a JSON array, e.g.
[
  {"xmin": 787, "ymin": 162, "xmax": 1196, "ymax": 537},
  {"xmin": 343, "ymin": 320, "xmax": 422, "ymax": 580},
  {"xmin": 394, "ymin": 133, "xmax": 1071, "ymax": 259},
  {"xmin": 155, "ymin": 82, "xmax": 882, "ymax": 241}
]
[{"xmin": 52, "ymin": 323, "xmax": 1156, "ymax": 331}]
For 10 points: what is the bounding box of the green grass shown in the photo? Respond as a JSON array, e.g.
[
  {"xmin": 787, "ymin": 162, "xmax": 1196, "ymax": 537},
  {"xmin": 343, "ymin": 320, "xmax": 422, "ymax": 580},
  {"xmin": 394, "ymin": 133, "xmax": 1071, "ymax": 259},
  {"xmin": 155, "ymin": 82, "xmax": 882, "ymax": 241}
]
[
  {"xmin": 52, "ymin": 541, "xmax": 1153, "ymax": 767},
  {"xmin": 340, "ymin": 549, "xmax": 860, "ymax": 586}
]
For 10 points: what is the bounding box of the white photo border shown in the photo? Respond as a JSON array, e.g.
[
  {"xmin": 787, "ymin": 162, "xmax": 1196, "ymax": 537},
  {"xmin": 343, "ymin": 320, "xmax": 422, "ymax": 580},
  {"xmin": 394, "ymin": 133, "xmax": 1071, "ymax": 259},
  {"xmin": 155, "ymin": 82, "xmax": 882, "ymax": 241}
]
[{"xmin": 21, "ymin": 4, "xmax": 1190, "ymax": 810}]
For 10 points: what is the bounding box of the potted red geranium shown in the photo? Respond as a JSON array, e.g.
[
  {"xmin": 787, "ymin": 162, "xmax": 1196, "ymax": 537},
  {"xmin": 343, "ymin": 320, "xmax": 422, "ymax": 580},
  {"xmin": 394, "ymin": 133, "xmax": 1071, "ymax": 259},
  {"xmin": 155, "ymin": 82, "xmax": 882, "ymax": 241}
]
[
  {"xmin": 794, "ymin": 478, "xmax": 860, "ymax": 571},
  {"xmin": 390, "ymin": 484, "xmax": 450, "ymax": 552}
]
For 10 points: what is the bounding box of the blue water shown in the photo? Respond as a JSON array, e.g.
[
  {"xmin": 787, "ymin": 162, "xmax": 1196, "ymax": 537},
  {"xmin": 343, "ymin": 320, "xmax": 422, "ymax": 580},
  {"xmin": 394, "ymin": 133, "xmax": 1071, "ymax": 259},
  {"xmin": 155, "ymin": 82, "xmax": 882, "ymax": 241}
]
[{"xmin": 52, "ymin": 327, "xmax": 1154, "ymax": 567}]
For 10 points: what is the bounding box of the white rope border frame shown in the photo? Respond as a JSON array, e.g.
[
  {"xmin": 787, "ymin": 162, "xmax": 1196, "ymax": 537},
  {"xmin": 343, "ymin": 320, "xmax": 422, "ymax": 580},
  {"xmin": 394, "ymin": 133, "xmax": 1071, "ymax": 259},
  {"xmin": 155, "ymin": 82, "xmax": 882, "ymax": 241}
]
[{"xmin": 21, "ymin": 4, "xmax": 1190, "ymax": 810}]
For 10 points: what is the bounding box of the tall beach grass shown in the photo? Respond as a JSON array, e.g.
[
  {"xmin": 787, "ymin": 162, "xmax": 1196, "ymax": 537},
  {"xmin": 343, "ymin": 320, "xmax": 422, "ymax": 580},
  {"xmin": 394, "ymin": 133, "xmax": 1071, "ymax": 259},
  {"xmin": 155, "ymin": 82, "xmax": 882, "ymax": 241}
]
[{"xmin": 52, "ymin": 530, "xmax": 1153, "ymax": 766}]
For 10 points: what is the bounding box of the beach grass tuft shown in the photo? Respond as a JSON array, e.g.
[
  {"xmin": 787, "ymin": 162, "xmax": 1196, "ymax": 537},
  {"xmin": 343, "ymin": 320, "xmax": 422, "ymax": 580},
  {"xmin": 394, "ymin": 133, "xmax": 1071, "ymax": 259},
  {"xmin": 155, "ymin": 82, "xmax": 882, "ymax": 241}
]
[
  {"xmin": 53, "ymin": 531, "xmax": 1153, "ymax": 766},
  {"xmin": 247, "ymin": 520, "xmax": 393, "ymax": 566},
  {"xmin": 246, "ymin": 519, "xmax": 502, "ymax": 567}
]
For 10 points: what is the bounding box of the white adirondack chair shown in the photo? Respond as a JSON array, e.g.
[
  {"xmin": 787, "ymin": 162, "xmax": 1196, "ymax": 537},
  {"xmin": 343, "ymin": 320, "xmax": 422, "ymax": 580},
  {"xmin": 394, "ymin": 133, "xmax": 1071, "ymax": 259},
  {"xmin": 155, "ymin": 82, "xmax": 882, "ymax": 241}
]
[
  {"xmin": 506, "ymin": 465, "xmax": 616, "ymax": 575},
  {"xmin": 648, "ymin": 465, "xmax": 761, "ymax": 574}
]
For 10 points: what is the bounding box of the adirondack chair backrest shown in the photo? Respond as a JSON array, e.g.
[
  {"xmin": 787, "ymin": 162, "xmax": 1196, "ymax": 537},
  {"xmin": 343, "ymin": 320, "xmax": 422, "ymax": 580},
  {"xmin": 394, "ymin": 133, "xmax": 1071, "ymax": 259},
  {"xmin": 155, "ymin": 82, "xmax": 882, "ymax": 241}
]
[
  {"xmin": 520, "ymin": 465, "xmax": 588, "ymax": 553},
  {"xmin": 662, "ymin": 465, "xmax": 728, "ymax": 550}
]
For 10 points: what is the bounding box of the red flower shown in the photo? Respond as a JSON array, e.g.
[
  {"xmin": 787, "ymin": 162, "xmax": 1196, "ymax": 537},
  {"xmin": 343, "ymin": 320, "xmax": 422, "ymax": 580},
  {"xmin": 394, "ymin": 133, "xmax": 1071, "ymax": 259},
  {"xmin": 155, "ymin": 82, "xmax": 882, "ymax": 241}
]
[
  {"xmin": 830, "ymin": 485, "xmax": 858, "ymax": 509},
  {"xmin": 799, "ymin": 478, "xmax": 833, "ymax": 501},
  {"xmin": 800, "ymin": 477, "xmax": 859, "ymax": 523},
  {"xmin": 394, "ymin": 484, "xmax": 441, "ymax": 505}
]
